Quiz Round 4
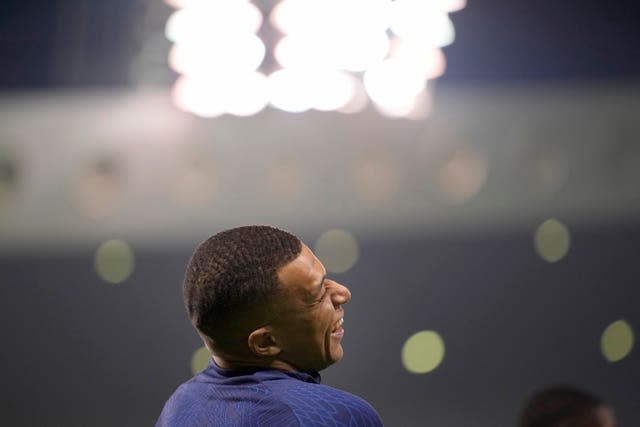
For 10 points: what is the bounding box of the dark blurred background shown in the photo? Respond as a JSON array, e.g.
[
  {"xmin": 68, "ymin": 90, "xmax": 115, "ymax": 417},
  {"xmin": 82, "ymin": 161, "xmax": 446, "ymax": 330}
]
[{"xmin": 1, "ymin": 0, "xmax": 639, "ymax": 426}]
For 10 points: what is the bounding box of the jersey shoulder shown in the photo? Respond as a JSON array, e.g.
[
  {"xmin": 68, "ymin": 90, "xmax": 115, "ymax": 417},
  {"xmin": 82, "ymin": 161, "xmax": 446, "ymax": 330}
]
[{"xmin": 266, "ymin": 379, "xmax": 383, "ymax": 427}]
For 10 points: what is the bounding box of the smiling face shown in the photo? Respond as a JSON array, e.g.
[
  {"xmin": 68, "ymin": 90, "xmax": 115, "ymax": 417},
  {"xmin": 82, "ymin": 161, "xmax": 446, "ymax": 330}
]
[{"xmin": 269, "ymin": 243, "xmax": 351, "ymax": 373}]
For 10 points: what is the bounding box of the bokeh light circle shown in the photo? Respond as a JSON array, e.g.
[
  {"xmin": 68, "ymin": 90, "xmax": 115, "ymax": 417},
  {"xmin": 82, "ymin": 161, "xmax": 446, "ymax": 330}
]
[
  {"xmin": 171, "ymin": 166, "xmax": 216, "ymax": 208},
  {"xmin": 191, "ymin": 345, "xmax": 212, "ymax": 374},
  {"xmin": 601, "ymin": 319, "xmax": 634, "ymax": 362},
  {"xmin": 437, "ymin": 148, "xmax": 488, "ymax": 205},
  {"xmin": 94, "ymin": 239, "xmax": 135, "ymax": 284},
  {"xmin": 402, "ymin": 330, "xmax": 445, "ymax": 374},
  {"xmin": 72, "ymin": 156, "xmax": 124, "ymax": 220},
  {"xmin": 534, "ymin": 218, "xmax": 571, "ymax": 263},
  {"xmin": 313, "ymin": 229, "xmax": 360, "ymax": 274},
  {"xmin": 350, "ymin": 152, "xmax": 402, "ymax": 204}
]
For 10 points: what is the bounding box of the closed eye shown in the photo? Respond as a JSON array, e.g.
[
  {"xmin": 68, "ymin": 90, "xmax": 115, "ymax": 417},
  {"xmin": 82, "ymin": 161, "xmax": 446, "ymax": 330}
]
[
  {"xmin": 315, "ymin": 281, "xmax": 329, "ymax": 303},
  {"xmin": 316, "ymin": 289, "xmax": 328, "ymax": 303}
]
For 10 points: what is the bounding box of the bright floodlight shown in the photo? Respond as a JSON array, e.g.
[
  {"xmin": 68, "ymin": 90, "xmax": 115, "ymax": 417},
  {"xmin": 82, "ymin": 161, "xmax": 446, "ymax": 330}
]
[
  {"xmin": 391, "ymin": 40, "xmax": 447, "ymax": 80},
  {"xmin": 269, "ymin": 0, "xmax": 308, "ymax": 35},
  {"xmin": 268, "ymin": 68, "xmax": 355, "ymax": 112},
  {"xmin": 338, "ymin": 75, "xmax": 369, "ymax": 114},
  {"xmin": 309, "ymin": 70, "xmax": 355, "ymax": 111},
  {"xmin": 166, "ymin": 0, "xmax": 465, "ymax": 118},
  {"xmin": 274, "ymin": 32, "xmax": 389, "ymax": 72},
  {"xmin": 440, "ymin": 0, "xmax": 467, "ymax": 13},
  {"xmin": 224, "ymin": 72, "xmax": 270, "ymax": 116},
  {"xmin": 169, "ymin": 35, "xmax": 265, "ymax": 76},
  {"xmin": 172, "ymin": 73, "xmax": 269, "ymax": 117},
  {"xmin": 164, "ymin": 0, "xmax": 183, "ymax": 8},
  {"xmin": 165, "ymin": 1, "xmax": 262, "ymax": 44},
  {"xmin": 165, "ymin": 0, "xmax": 232, "ymax": 9},
  {"xmin": 271, "ymin": 0, "xmax": 355, "ymax": 35},
  {"xmin": 389, "ymin": 0, "xmax": 455, "ymax": 47},
  {"xmin": 373, "ymin": 88, "xmax": 429, "ymax": 119},
  {"xmin": 273, "ymin": 36, "xmax": 328, "ymax": 70},
  {"xmin": 271, "ymin": 0, "xmax": 389, "ymax": 35},
  {"xmin": 363, "ymin": 59, "xmax": 425, "ymax": 112},
  {"xmin": 172, "ymin": 75, "xmax": 226, "ymax": 118},
  {"xmin": 268, "ymin": 69, "xmax": 313, "ymax": 113},
  {"xmin": 332, "ymin": 31, "xmax": 390, "ymax": 72}
]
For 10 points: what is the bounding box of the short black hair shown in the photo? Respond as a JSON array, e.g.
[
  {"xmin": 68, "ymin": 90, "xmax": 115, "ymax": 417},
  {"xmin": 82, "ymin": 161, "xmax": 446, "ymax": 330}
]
[
  {"xmin": 183, "ymin": 225, "xmax": 302, "ymax": 346},
  {"xmin": 519, "ymin": 385, "xmax": 605, "ymax": 427}
]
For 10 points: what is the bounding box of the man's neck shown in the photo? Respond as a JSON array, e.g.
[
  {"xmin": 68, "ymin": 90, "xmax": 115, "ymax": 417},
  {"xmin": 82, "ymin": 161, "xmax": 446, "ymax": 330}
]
[{"xmin": 212, "ymin": 354, "xmax": 298, "ymax": 372}]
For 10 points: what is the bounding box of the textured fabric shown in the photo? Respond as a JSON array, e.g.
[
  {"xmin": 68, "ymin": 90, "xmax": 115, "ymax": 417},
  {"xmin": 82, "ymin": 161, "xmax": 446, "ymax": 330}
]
[{"xmin": 157, "ymin": 360, "xmax": 383, "ymax": 426}]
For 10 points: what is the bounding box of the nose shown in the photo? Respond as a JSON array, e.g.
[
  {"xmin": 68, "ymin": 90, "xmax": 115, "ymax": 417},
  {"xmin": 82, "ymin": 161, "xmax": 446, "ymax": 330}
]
[{"xmin": 331, "ymin": 281, "xmax": 351, "ymax": 306}]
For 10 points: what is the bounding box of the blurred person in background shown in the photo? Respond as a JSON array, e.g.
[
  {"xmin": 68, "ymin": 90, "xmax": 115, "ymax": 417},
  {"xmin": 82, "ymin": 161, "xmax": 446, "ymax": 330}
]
[
  {"xmin": 156, "ymin": 225, "xmax": 383, "ymax": 426},
  {"xmin": 519, "ymin": 385, "xmax": 616, "ymax": 427}
]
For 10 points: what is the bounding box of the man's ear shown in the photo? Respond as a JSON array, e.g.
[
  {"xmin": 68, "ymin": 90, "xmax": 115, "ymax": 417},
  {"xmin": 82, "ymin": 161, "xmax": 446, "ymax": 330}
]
[{"xmin": 247, "ymin": 327, "xmax": 281, "ymax": 357}]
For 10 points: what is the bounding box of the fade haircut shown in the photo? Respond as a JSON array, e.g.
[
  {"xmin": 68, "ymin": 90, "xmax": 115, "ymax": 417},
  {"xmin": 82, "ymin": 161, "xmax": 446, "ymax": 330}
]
[
  {"xmin": 183, "ymin": 225, "xmax": 302, "ymax": 346},
  {"xmin": 519, "ymin": 385, "xmax": 605, "ymax": 427}
]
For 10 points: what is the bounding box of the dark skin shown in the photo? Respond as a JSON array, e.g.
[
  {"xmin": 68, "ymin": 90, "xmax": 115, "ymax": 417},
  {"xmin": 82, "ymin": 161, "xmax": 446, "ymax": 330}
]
[
  {"xmin": 592, "ymin": 405, "xmax": 616, "ymax": 427},
  {"xmin": 209, "ymin": 243, "xmax": 351, "ymax": 373}
]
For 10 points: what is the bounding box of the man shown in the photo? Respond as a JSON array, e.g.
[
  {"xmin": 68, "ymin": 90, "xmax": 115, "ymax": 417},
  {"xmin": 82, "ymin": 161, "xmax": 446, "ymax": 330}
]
[
  {"xmin": 519, "ymin": 385, "xmax": 617, "ymax": 427},
  {"xmin": 157, "ymin": 225, "xmax": 383, "ymax": 426}
]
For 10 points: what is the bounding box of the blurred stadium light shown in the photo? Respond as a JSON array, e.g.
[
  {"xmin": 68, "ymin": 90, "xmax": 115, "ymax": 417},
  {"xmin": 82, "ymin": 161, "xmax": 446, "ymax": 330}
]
[{"xmin": 163, "ymin": 0, "xmax": 465, "ymax": 119}]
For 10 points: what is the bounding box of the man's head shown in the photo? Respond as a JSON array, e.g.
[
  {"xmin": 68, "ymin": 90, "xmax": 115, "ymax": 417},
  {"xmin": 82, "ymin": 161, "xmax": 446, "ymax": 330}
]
[
  {"xmin": 183, "ymin": 225, "xmax": 351, "ymax": 373},
  {"xmin": 519, "ymin": 386, "xmax": 616, "ymax": 427}
]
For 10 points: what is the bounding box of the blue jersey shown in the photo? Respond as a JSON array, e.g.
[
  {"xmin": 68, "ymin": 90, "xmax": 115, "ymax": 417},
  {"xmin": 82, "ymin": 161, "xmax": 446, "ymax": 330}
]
[{"xmin": 157, "ymin": 360, "xmax": 383, "ymax": 426}]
